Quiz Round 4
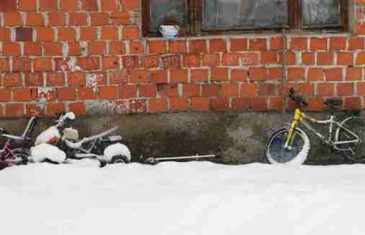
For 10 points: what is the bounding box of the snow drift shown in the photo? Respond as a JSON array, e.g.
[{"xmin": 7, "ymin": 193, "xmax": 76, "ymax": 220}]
[{"xmin": 1, "ymin": 162, "xmax": 365, "ymax": 235}]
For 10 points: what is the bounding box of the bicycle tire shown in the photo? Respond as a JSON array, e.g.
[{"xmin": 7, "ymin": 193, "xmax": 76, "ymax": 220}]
[
  {"xmin": 335, "ymin": 117, "xmax": 365, "ymax": 162},
  {"xmin": 266, "ymin": 127, "xmax": 310, "ymax": 165}
]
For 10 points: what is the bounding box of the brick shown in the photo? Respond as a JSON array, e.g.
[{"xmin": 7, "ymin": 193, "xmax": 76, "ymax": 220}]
[
  {"xmin": 190, "ymin": 69, "xmax": 208, "ymax": 82},
  {"xmin": 231, "ymin": 69, "xmax": 248, "ymax": 81},
  {"xmin": 148, "ymin": 40, "xmax": 167, "ymax": 54},
  {"xmin": 231, "ymin": 98, "xmax": 250, "ymax": 111},
  {"xmin": 48, "ymin": 12, "xmax": 66, "ymax": 26},
  {"xmin": 110, "ymin": 12, "xmax": 130, "ymax": 25},
  {"xmin": 306, "ymin": 98, "xmax": 324, "ymax": 112},
  {"xmin": 159, "ymin": 55, "xmax": 180, "ymax": 69},
  {"xmin": 279, "ymin": 52, "xmax": 296, "ymax": 65},
  {"xmin": 210, "ymin": 98, "xmax": 230, "ymax": 111},
  {"xmin": 58, "ymin": 27, "xmax": 76, "ymax": 41},
  {"xmin": 202, "ymin": 54, "xmax": 220, "ymax": 66},
  {"xmin": 143, "ymin": 55, "xmax": 160, "ymax": 68},
  {"xmin": 90, "ymin": 12, "xmax": 110, "ymax": 26},
  {"xmin": 268, "ymin": 97, "xmax": 283, "ymax": 111},
  {"xmin": 258, "ymin": 84, "xmax": 277, "ymax": 96},
  {"xmin": 308, "ymin": 68, "xmax": 324, "ymax": 81},
  {"xmin": 288, "ymin": 67, "xmax": 305, "ymax": 81},
  {"xmin": 290, "ymin": 37, "xmax": 308, "ymax": 50},
  {"xmin": 345, "ymin": 97, "xmax": 361, "ymax": 110},
  {"xmin": 202, "ymin": 84, "xmax": 220, "ymax": 97},
  {"xmin": 346, "ymin": 67, "xmax": 362, "ymax": 81},
  {"xmin": 251, "ymin": 97, "xmax": 268, "ymax": 111},
  {"xmin": 80, "ymin": 27, "xmax": 98, "ymax": 41},
  {"xmin": 101, "ymin": 27, "xmax": 119, "ymax": 40},
  {"xmin": 329, "ymin": 37, "xmax": 346, "ymax": 50},
  {"xmin": 68, "ymin": 42, "xmax": 82, "ymax": 55},
  {"xmin": 317, "ymin": 83, "xmax": 335, "ymax": 97},
  {"xmin": 221, "ymin": 84, "xmax": 239, "ymax": 97},
  {"xmin": 109, "ymin": 70, "xmax": 128, "ymax": 84},
  {"xmin": 191, "ymin": 97, "xmax": 209, "ymax": 111},
  {"xmin": 0, "ymin": 59, "xmax": 10, "ymax": 72},
  {"xmin": 122, "ymin": 26, "xmax": 140, "ymax": 40},
  {"xmin": 169, "ymin": 98, "xmax": 189, "ymax": 112},
  {"xmin": 301, "ymin": 52, "xmax": 315, "ymax": 65},
  {"xmin": 157, "ymin": 84, "xmax": 178, "ymax": 98},
  {"xmin": 24, "ymin": 42, "xmax": 42, "ymax": 55},
  {"xmin": 88, "ymin": 41, "xmax": 107, "ymax": 55},
  {"xmin": 77, "ymin": 57, "xmax": 100, "ymax": 70},
  {"xmin": 4, "ymin": 12, "xmax": 22, "ymax": 26},
  {"xmin": 15, "ymin": 27, "xmax": 33, "ymax": 41},
  {"xmin": 47, "ymin": 103, "xmax": 65, "ymax": 116},
  {"xmin": 78, "ymin": 87, "xmax": 97, "ymax": 100},
  {"xmin": 149, "ymin": 70, "xmax": 168, "ymax": 83},
  {"xmin": 325, "ymin": 68, "xmax": 343, "ymax": 81},
  {"xmin": 122, "ymin": 56, "xmax": 141, "ymax": 68},
  {"xmin": 168, "ymin": 40, "xmax": 187, "ymax": 53},
  {"xmin": 222, "ymin": 53, "xmax": 239, "ymax": 66},
  {"xmin": 69, "ymin": 102, "xmax": 86, "ymax": 116},
  {"xmin": 357, "ymin": 82, "xmax": 365, "ymax": 95},
  {"xmin": 0, "ymin": 89, "xmax": 12, "ymax": 101},
  {"xmin": 102, "ymin": 56, "xmax": 120, "ymax": 70},
  {"xmin": 337, "ymin": 83, "xmax": 354, "ymax": 96},
  {"xmin": 270, "ymin": 37, "xmax": 283, "ymax": 50},
  {"xmin": 189, "ymin": 40, "xmax": 207, "ymax": 53},
  {"xmin": 230, "ymin": 38, "xmax": 247, "ymax": 51},
  {"xmin": 183, "ymin": 54, "xmax": 200, "ymax": 67},
  {"xmin": 129, "ymin": 69, "xmax": 148, "ymax": 83},
  {"xmin": 26, "ymin": 73, "xmax": 44, "ymax": 86},
  {"xmin": 109, "ymin": 42, "xmax": 126, "ymax": 55},
  {"xmin": 211, "ymin": 68, "xmax": 228, "ymax": 81},
  {"xmin": 209, "ymin": 39, "xmax": 226, "ymax": 52},
  {"xmin": 249, "ymin": 38, "xmax": 267, "ymax": 50},
  {"xmin": 240, "ymin": 84, "xmax": 257, "ymax": 97},
  {"xmin": 317, "ymin": 52, "xmax": 333, "ymax": 65},
  {"xmin": 69, "ymin": 13, "xmax": 88, "ymax": 26},
  {"xmin": 58, "ymin": 87, "xmax": 76, "ymax": 100},
  {"xmin": 26, "ymin": 13, "xmax": 44, "ymax": 26},
  {"xmin": 36, "ymin": 27, "xmax": 54, "ymax": 41},
  {"xmin": 33, "ymin": 58, "xmax": 53, "ymax": 71},
  {"xmin": 249, "ymin": 67, "xmax": 267, "ymax": 81},
  {"xmin": 129, "ymin": 41, "xmax": 144, "ymax": 54},
  {"xmin": 240, "ymin": 53, "xmax": 259, "ymax": 65},
  {"xmin": 261, "ymin": 51, "xmax": 278, "ymax": 64},
  {"xmin": 170, "ymin": 69, "xmax": 188, "ymax": 83},
  {"xmin": 13, "ymin": 88, "xmax": 32, "ymax": 101},
  {"xmin": 129, "ymin": 99, "xmax": 147, "ymax": 113},
  {"xmin": 6, "ymin": 104, "xmax": 24, "ymax": 117},
  {"xmin": 39, "ymin": 0, "xmax": 58, "ymax": 10},
  {"xmin": 46, "ymin": 72, "xmax": 65, "ymax": 86},
  {"xmin": 182, "ymin": 84, "xmax": 200, "ymax": 97},
  {"xmin": 99, "ymin": 86, "xmax": 118, "ymax": 99},
  {"xmin": 348, "ymin": 37, "xmax": 364, "ymax": 50},
  {"xmin": 297, "ymin": 83, "xmax": 314, "ymax": 96},
  {"xmin": 13, "ymin": 58, "xmax": 31, "ymax": 72},
  {"xmin": 337, "ymin": 52, "xmax": 353, "ymax": 65},
  {"xmin": 149, "ymin": 98, "xmax": 168, "ymax": 113},
  {"xmin": 68, "ymin": 72, "xmax": 86, "ymax": 86},
  {"xmin": 101, "ymin": 0, "xmax": 118, "ymax": 10},
  {"xmin": 2, "ymin": 43, "xmax": 21, "ymax": 56},
  {"xmin": 44, "ymin": 42, "xmax": 63, "ymax": 56},
  {"xmin": 0, "ymin": 28, "xmax": 11, "ymax": 41},
  {"xmin": 18, "ymin": 0, "xmax": 38, "ymax": 11},
  {"xmin": 120, "ymin": 0, "xmax": 140, "ymax": 10},
  {"xmin": 60, "ymin": 0, "xmax": 79, "ymax": 11},
  {"xmin": 310, "ymin": 38, "xmax": 327, "ymax": 50},
  {"xmin": 119, "ymin": 85, "xmax": 137, "ymax": 99},
  {"xmin": 81, "ymin": 0, "xmax": 99, "ymax": 10}
]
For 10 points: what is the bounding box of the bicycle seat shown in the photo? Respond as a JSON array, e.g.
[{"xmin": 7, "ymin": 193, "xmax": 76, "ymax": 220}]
[
  {"xmin": 2, "ymin": 134, "xmax": 27, "ymax": 141},
  {"xmin": 324, "ymin": 98, "xmax": 343, "ymax": 107}
]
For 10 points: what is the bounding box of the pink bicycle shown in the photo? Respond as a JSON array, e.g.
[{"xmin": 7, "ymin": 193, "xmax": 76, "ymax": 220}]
[{"xmin": 0, "ymin": 117, "xmax": 37, "ymax": 170}]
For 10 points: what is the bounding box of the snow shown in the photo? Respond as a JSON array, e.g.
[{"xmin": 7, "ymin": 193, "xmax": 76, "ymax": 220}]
[
  {"xmin": 30, "ymin": 143, "xmax": 66, "ymax": 163},
  {"xmin": 103, "ymin": 143, "xmax": 131, "ymax": 162},
  {"xmin": 34, "ymin": 126, "xmax": 60, "ymax": 145},
  {"xmin": 1, "ymin": 162, "xmax": 365, "ymax": 235}
]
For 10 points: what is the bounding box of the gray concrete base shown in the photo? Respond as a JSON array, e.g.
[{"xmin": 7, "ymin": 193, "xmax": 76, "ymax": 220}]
[{"xmin": 1, "ymin": 111, "xmax": 363, "ymax": 165}]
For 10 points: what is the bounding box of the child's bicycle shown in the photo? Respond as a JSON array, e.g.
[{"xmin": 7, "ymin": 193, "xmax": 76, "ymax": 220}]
[
  {"xmin": 266, "ymin": 88, "xmax": 365, "ymax": 164},
  {"xmin": 0, "ymin": 117, "xmax": 37, "ymax": 169}
]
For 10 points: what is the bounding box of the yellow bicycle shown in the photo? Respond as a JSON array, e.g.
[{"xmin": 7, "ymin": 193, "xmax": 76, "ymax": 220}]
[{"xmin": 266, "ymin": 88, "xmax": 365, "ymax": 164}]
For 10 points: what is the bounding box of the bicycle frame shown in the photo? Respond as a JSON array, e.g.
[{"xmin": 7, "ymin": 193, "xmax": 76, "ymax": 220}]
[{"xmin": 284, "ymin": 108, "xmax": 360, "ymax": 150}]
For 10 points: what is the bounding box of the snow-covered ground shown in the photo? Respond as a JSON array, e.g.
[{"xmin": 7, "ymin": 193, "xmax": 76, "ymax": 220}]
[{"xmin": 1, "ymin": 162, "xmax": 365, "ymax": 235}]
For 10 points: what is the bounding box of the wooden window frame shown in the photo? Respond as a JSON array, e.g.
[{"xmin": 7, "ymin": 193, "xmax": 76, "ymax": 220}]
[{"xmin": 142, "ymin": 0, "xmax": 349, "ymax": 37}]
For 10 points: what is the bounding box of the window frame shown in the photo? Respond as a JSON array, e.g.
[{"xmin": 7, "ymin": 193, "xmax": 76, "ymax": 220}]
[{"xmin": 142, "ymin": 0, "xmax": 349, "ymax": 37}]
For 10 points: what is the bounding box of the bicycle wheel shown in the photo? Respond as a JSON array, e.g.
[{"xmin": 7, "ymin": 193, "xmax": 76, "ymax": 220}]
[
  {"xmin": 13, "ymin": 149, "xmax": 30, "ymax": 165},
  {"xmin": 266, "ymin": 127, "xmax": 310, "ymax": 164},
  {"xmin": 336, "ymin": 117, "xmax": 365, "ymax": 162}
]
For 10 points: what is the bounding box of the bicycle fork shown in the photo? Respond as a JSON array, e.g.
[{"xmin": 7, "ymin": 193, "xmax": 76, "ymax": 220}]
[{"xmin": 284, "ymin": 109, "xmax": 302, "ymax": 150}]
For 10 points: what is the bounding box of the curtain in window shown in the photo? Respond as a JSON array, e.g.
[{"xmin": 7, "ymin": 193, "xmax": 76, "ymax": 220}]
[{"xmin": 149, "ymin": 0, "xmax": 187, "ymax": 32}]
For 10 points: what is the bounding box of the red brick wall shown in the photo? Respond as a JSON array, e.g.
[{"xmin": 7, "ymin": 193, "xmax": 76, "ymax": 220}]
[{"xmin": 0, "ymin": 0, "xmax": 364, "ymax": 117}]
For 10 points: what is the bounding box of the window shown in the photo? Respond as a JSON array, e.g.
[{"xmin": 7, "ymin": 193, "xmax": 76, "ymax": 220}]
[{"xmin": 142, "ymin": 0, "xmax": 349, "ymax": 36}]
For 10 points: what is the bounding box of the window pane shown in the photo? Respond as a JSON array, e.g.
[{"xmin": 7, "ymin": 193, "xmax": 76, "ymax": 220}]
[
  {"xmin": 149, "ymin": 0, "xmax": 187, "ymax": 32},
  {"xmin": 301, "ymin": 0, "xmax": 342, "ymax": 27},
  {"xmin": 203, "ymin": 0, "xmax": 288, "ymax": 30}
]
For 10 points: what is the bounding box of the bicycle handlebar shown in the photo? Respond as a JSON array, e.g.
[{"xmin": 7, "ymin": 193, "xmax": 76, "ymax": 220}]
[{"xmin": 288, "ymin": 88, "xmax": 308, "ymax": 107}]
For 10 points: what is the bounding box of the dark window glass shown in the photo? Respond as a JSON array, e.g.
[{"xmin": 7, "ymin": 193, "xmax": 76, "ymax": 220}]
[
  {"xmin": 202, "ymin": 0, "xmax": 288, "ymax": 30},
  {"xmin": 301, "ymin": 0, "xmax": 342, "ymax": 27},
  {"xmin": 149, "ymin": 0, "xmax": 187, "ymax": 32}
]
